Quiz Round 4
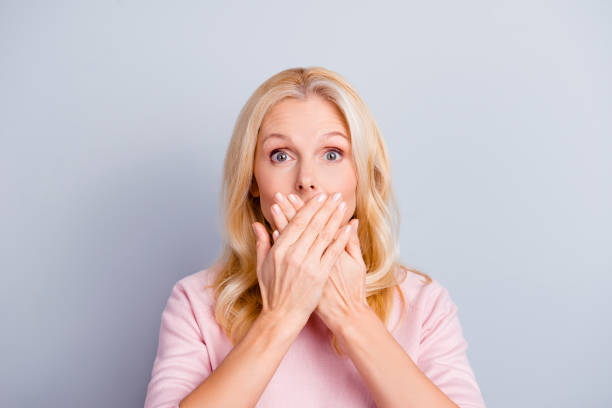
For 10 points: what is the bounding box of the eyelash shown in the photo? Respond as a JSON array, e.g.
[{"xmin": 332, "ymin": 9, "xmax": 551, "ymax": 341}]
[{"xmin": 269, "ymin": 148, "xmax": 343, "ymax": 163}]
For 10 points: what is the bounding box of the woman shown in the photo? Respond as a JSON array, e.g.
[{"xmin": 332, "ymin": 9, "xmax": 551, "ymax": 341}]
[{"xmin": 144, "ymin": 67, "xmax": 486, "ymax": 408}]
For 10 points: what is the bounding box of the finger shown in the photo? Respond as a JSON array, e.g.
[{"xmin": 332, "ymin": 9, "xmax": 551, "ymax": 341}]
[
  {"xmin": 271, "ymin": 203, "xmax": 289, "ymax": 232},
  {"xmin": 252, "ymin": 222, "xmax": 271, "ymax": 274},
  {"xmin": 287, "ymin": 193, "xmax": 305, "ymax": 211},
  {"xmin": 288, "ymin": 192, "xmax": 344, "ymax": 260},
  {"xmin": 273, "ymin": 192, "xmax": 329, "ymax": 249},
  {"xmin": 307, "ymin": 199, "xmax": 348, "ymax": 258},
  {"xmin": 279, "ymin": 193, "xmax": 304, "ymax": 226},
  {"xmin": 345, "ymin": 219, "xmax": 362, "ymax": 260},
  {"xmin": 320, "ymin": 223, "xmax": 353, "ymax": 271},
  {"xmin": 273, "ymin": 192, "xmax": 297, "ymax": 232}
]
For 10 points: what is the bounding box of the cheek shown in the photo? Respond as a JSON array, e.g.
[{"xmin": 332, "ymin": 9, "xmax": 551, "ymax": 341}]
[
  {"xmin": 345, "ymin": 191, "xmax": 357, "ymax": 221},
  {"xmin": 259, "ymin": 195, "xmax": 275, "ymax": 225},
  {"xmin": 253, "ymin": 170, "xmax": 273, "ymax": 224},
  {"xmin": 332, "ymin": 169, "xmax": 357, "ymax": 221},
  {"xmin": 256, "ymin": 180, "xmax": 291, "ymax": 227}
]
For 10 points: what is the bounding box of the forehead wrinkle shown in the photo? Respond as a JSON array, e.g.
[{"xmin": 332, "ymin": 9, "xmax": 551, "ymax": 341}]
[{"xmin": 262, "ymin": 131, "xmax": 348, "ymax": 147}]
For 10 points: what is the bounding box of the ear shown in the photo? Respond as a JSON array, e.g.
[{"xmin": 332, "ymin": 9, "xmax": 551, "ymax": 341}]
[{"xmin": 249, "ymin": 179, "xmax": 260, "ymax": 197}]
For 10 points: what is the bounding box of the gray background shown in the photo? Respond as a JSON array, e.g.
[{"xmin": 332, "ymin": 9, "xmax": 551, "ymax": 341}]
[{"xmin": 1, "ymin": 1, "xmax": 610, "ymax": 407}]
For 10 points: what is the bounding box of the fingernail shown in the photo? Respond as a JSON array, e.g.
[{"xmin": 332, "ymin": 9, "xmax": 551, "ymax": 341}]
[
  {"xmin": 288, "ymin": 194, "xmax": 298, "ymax": 203},
  {"xmin": 332, "ymin": 192, "xmax": 341, "ymax": 201},
  {"xmin": 339, "ymin": 201, "xmax": 346, "ymax": 211},
  {"xmin": 317, "ymin": 193, "xmax": 327, "ymax": 202},
  {"xmin": 273, "ymin": 230, "xmax": 279, "ymax": 240},
  {"xmin": 355, "ymin": 219, "xmax": 359, "ymax": 229},
  {"xmin": 274, "ymin": 192, "xmax": 283, "ymax": 202},
  {"xmin": 272, "ymin": 204, "xmax": 280, "ymax": 214},
  {"xmin": 344, "ymin": 224, "xmax": 352, "ymax": 234}
]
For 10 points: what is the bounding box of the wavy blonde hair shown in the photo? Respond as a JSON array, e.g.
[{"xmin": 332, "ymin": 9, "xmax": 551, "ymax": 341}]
[{"xmin": 207, "ymin": 66, "xmax": 432, "ymax": 356}]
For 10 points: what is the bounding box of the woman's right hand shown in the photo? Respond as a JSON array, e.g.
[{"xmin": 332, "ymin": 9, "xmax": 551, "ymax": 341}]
[{"xmin": 251, "ymin": 192, "xmax": 352, "ymax": 328}]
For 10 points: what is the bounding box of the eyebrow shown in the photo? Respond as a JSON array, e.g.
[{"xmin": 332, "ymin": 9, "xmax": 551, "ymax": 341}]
[{"xmin": 262, "ymin": 131, "xmax": 348, "ymax": 145}]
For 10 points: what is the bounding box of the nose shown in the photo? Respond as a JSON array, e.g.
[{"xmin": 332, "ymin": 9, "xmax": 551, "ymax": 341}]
[
  {"xmin": 297, "ymin": 182, "xmax": 316, "ymax": 191},
  {"xmin": 295, "ymin": 162, "xmax": 321, "ymax": 196}
]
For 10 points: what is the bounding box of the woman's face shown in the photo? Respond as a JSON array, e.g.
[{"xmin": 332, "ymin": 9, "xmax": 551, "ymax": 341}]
[{"xmin": 252, "ymin": 95, "xmax": 357, "ymax": 231}]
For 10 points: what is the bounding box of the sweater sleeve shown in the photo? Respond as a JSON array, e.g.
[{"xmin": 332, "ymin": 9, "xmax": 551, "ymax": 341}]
[
  {"xmin": 144, "ymin": 281, "xmax": 213, "ymax": 408},
  {"xmin": 416, "ymin": 285, "xmax": 486, "ymax": 408}
]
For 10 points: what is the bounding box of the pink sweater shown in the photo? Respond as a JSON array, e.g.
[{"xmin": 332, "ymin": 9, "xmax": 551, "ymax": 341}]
[{"xmin": 144, "ymin": 262, "xmax": 486, "ymax": 407}]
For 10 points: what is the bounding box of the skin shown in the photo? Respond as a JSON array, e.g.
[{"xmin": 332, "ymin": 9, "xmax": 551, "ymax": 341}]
[
  {"xmin": 250, "ymin": 94, "xmax": 367, "ymax": 331},
  {"xmin": 268, "ymin": 193, "xmax": 367, "ymax": 333},
  {"xmin": 267, "ymin": 197, "xmax": 460, "ymax": 408},
  {"xmin": 179, "ymin": 95, "xmax": 460, "ymax": 407},
  {"xmin": 249, "ymin": 96, "xmax": 458, "ymax": 406},
  {"xmin": 250, "ymin": 94, "xmax": 357, "ymax": 230}
]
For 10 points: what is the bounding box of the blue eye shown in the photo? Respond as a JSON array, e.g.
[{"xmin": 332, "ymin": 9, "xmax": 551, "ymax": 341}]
[
  {"xmin": 270, "ymin": 150, "xmax": 289, "ymax": 162},
  {"xmin": 325, "ymin": 149, "xmax": 343, "ymax": 161},
  {"xmin": 269, "ymin": 148, "xmax": 343, "ymax": 163}
]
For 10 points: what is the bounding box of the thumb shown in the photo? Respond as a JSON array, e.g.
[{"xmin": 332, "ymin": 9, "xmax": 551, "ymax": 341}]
[{"xmin": 252, "ymin": 222, "xmax": 271, "ymax": 274}]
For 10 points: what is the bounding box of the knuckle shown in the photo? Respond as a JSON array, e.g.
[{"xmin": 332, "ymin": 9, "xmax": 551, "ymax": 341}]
[
  {"xmin": 301, "ymin": 262, "xmax": 318, "ymax": 279},
  {"xmin": 318, "ymin": 228, "xmax": 333, "ymax": 243},
  {"xmin": 310, "ymin": 217, "xmax": 325, "ymax": 231},
  {"xmin": 271, "ymin": 247, "xmax": 283, "ymax": 264},
  {"xmin": 281, "ymin": 205, "xmax": 292, "ymax": 218},
  {"xmin": 286, "ymin": 250, "xmax": 301, "ymax": 268},
  {"xmin": 333, "ymin": 207, "xmax": 345, "ymax": 220},
  {"xmin": 292, "ymin": 215, "xmax": 307, "ymax": 228},
  {"xmin": 331, "ymin": 240, "xmax": 343, "ymax": 253}
]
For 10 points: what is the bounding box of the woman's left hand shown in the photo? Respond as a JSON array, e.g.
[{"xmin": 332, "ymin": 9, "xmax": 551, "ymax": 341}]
[{"xmin": 268, "ymin": 193, "xmax": 369, "ymax": 334}]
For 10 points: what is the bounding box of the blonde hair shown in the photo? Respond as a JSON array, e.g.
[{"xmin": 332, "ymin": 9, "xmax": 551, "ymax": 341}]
[{"xmin": 207, "ymin": 66, "xmax": 432, "ymax": 356}]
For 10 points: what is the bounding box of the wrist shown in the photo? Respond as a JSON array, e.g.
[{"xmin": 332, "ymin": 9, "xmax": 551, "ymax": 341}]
[
  {"xmin": 334, "ymin": 302, "xmax": 377, "ymax": 340},
  {"xmin": 256, "ymin": 308, "xmax": 307, "ymax": 342}
]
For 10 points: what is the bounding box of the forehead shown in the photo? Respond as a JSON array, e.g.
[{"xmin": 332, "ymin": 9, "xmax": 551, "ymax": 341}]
[
  {"xmin": 262, "ymin": 131, "xmax": 348, "ymax": 147},
  {"xmin": 259, "ymin": 96, "xmax": 349, "ymax": 144}
]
